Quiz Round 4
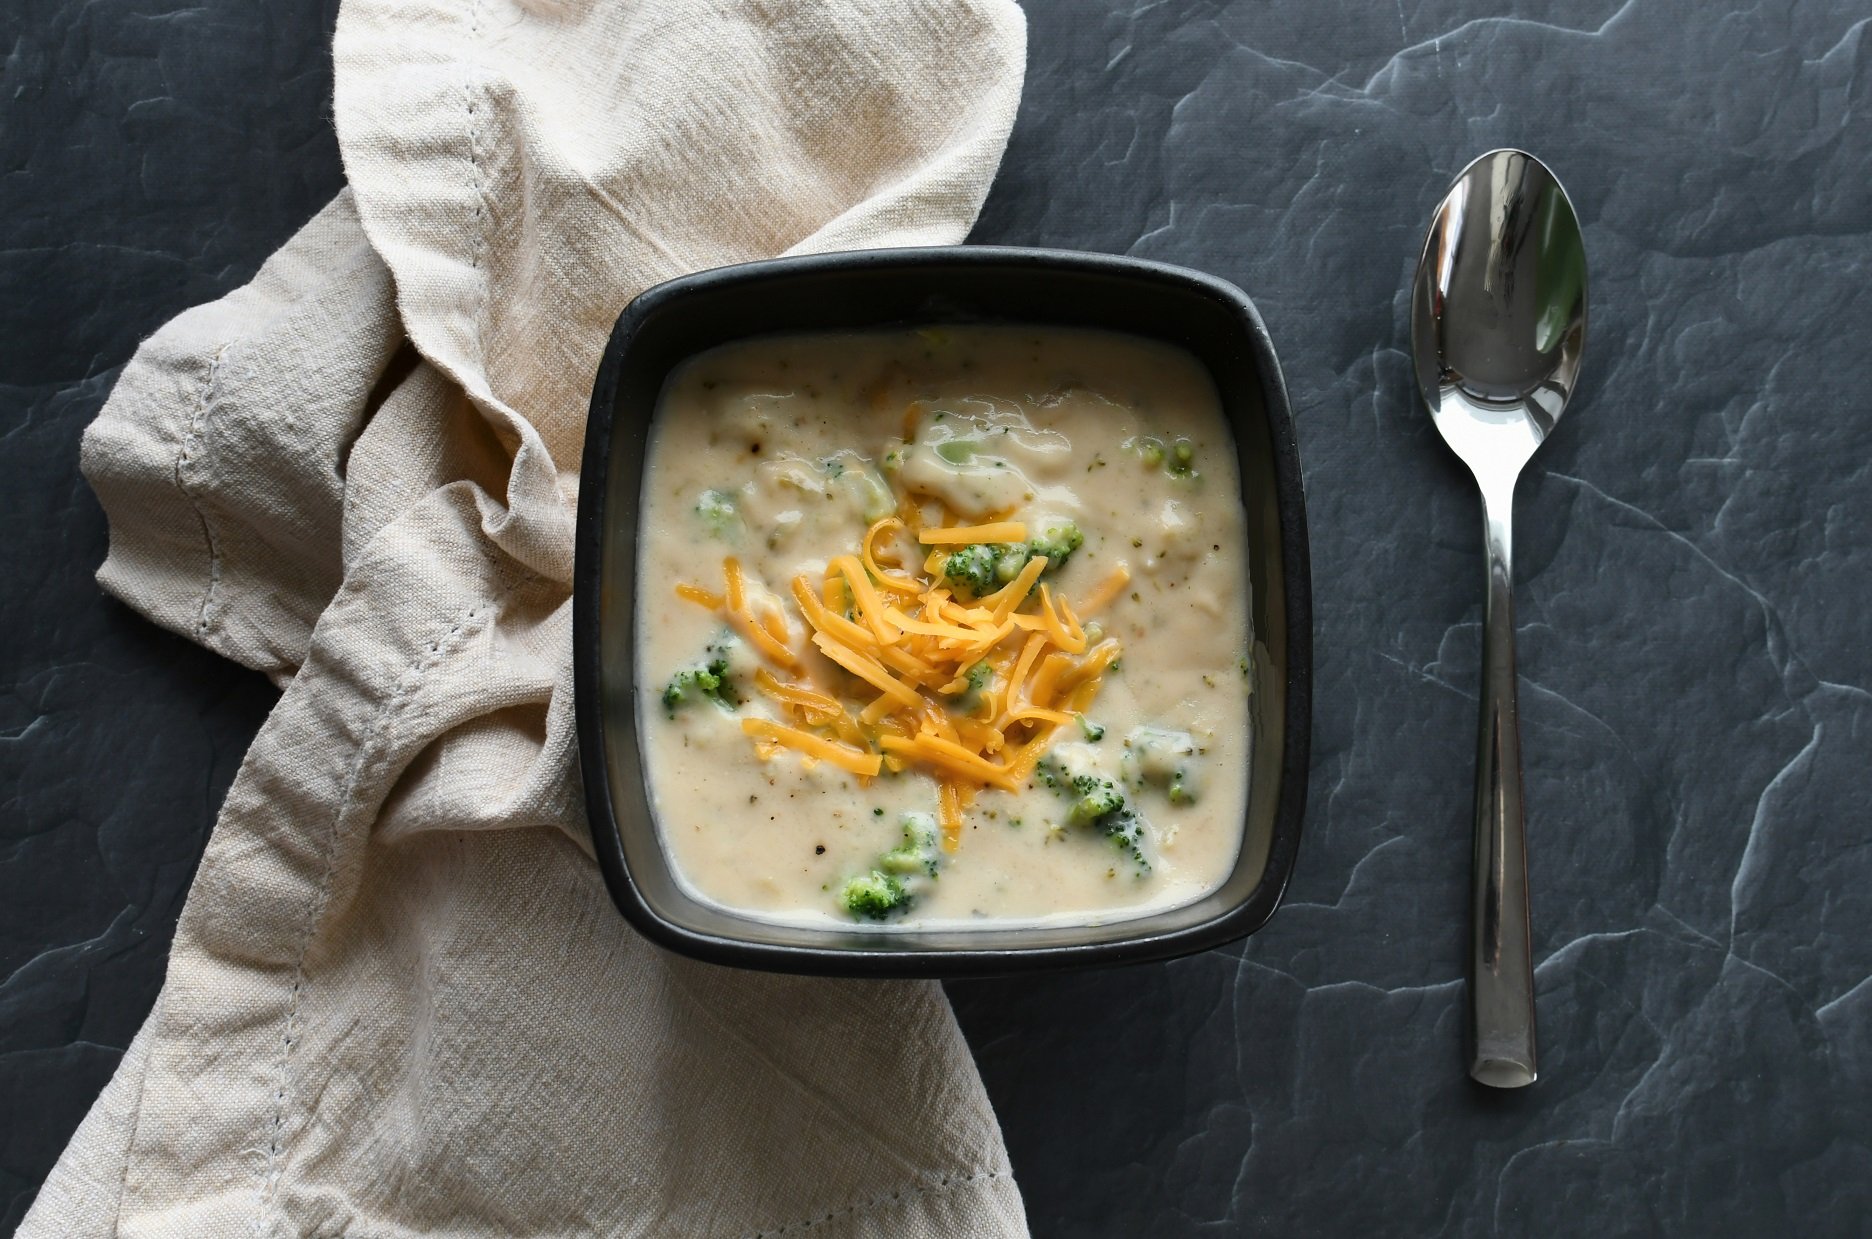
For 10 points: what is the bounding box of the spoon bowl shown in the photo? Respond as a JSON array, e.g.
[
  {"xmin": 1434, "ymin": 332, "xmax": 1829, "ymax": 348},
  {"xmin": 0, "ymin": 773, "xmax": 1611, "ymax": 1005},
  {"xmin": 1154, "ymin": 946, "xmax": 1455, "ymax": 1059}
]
[
  {"xmin": 1415, "ymin": 150, "xmax": 1586, "ymax": 476},
  {"xmin": 1411, "ymin": 149, "xmax": 1587, "ymax": 1089}
]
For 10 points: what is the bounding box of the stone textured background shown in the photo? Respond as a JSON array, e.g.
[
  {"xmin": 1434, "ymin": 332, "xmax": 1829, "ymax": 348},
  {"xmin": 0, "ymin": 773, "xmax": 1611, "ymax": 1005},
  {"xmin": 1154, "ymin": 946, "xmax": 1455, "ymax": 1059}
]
[{"xmin": 4, "ymin": 1, "xmax": 1868, "ymax": 1234}]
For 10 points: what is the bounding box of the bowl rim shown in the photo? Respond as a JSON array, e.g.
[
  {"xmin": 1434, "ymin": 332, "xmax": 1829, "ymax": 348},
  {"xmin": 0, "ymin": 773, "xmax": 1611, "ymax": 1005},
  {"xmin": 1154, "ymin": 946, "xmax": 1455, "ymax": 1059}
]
[{"xmin": 574, "ymin": 245, "xmax": 1311, "ymax": 977}]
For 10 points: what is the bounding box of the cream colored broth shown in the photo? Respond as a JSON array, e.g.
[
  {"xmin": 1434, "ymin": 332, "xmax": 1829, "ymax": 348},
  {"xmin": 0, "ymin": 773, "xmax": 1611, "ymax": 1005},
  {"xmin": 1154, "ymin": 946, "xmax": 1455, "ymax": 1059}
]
[{"xmin": 636, "ymin": 327, "xmax": 1252, "ymax": 929}]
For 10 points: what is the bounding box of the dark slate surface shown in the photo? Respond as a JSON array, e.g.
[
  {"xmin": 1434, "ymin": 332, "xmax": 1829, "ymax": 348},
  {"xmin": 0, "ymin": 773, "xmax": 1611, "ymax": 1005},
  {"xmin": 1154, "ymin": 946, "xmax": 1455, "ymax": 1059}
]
[
  {"xmin": 4, "ymin": 0, "xmax": 1869, "ymax": 1234},
  {"xmin": 1, "ymin": 0, "xmax": 337, "ymax": 1230}
]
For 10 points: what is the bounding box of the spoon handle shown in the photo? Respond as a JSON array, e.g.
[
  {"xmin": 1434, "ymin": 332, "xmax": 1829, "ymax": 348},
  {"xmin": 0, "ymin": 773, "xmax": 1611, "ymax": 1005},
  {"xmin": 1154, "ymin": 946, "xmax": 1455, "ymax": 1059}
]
[{"xmin": 1469, "ymin": 482, "xmax": 1537, "ymax": 1088}]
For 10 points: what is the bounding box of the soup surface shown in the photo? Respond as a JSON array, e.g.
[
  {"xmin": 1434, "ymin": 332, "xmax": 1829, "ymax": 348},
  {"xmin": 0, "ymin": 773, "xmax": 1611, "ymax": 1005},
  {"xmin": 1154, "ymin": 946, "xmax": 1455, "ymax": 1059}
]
[{"xmin": 636, "ymin": 327, "xmax": 1252, "ymax": 929}]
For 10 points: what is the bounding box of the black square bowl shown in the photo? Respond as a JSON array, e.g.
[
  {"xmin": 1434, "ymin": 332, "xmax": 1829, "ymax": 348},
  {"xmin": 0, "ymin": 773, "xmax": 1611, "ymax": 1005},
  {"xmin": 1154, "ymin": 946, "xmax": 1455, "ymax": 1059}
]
[{"xmin": 575, "ymin": 247, "xmax": 1310, "ymax": 977}]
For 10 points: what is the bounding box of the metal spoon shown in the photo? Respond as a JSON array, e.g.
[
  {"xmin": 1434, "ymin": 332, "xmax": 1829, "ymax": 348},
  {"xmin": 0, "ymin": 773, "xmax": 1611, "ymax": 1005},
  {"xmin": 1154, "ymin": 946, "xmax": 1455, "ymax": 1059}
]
[{"xmin": 1410, "ymin": 149, "xmax": 1587, "ymax": 1089}]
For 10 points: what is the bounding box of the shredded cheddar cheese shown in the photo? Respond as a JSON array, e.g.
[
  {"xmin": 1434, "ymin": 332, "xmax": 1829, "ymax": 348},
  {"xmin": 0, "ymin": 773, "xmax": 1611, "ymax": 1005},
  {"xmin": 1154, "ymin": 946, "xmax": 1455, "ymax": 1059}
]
[
  {"xmin": 674, "ymin": 511, "xmax": 1122, "ymax": 848},
  {"xmin": 741, "ymin": 718, "xmax": 882, "ymax": 777},
  {"xmin": 718, "ymin": 557, "xmax": 800, "ymax": 669},
  {"xmin": 861, "ymin": 518, "xmax": 923, "ymax": 596},
  {"xmin": 1079, "ymin": 565, "xmax": 1131, "ymax": 615},
  {"xmin": 917, "ymin": 521, "xmax": 1028, "ymax": 545}
]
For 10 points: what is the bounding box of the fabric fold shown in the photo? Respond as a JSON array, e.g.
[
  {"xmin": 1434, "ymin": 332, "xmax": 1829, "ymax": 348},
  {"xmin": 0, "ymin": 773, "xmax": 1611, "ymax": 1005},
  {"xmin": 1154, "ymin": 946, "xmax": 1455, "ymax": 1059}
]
[
  {"xmin": 83, "ymin": 191, "xmax": 401, "ymax": 682},
  {"xmin": 27, "ymin": 1, "xmax": 1030, "ymax": 1235}
]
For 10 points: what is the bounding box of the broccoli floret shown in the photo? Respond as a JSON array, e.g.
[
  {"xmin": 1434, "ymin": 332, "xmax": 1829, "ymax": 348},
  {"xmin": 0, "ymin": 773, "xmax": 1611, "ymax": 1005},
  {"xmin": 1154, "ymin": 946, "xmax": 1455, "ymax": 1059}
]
[
  {"xmin": 941, "ymin": 544, "xmax": 1006, "ymax": 596},
  {"xmin": 1027, "ymin": 522, "xmax": 1084, "ymax": 569},
  {"xmin": 1167, "ymin": 776, "xmax": 1196, "ymax": 806},
  {"xmin": 878, "ymin": 813, "xmax": 942, "ymax": 878},
  {"xmin": 941, "ymin": 524, "xmax": 1082, "ymax": 598},
  {"xmin": 662, "ymin": 666, "xmax": 719, "ymax": 716},
  {"xmin": 661, "ymin": 646, "xmax": 738, "ymax": 717},
  {"xmin": 1077, "ymin": 715, "xmax": 1106, "ymax": 742},
  {"xmin": 841, "ymin": 870, "xmax": 909, "ymax": 919},
  {"xmin": 1066, "ymin": 774, "xmax": 1126, "ymax": 827},
  {"xmin": 1034, "ymin": 756, "xmax": 1067, "ymax": 793},
  {"xmin": 1102, "ymin": 809, "xmax": 1151, "ymax": 871},
  {"xmin": 842, "ymin": 814, "xmax": 942, "ymax": 919},
  {"xmin": 696, "ymin": 489, "xmax": 739, "ymax": 539},
  {"xmin": 1034, "ymin": 758, "xmax": 1151, "ymax": 873}
]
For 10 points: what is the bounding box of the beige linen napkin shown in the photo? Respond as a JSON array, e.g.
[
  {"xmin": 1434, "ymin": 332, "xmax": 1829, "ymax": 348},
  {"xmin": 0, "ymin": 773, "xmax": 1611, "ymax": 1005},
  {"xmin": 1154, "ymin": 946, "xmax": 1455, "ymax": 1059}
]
[{"xmin": 23, "ymin": 1, "xmax": 1029, "ymax": 1235}]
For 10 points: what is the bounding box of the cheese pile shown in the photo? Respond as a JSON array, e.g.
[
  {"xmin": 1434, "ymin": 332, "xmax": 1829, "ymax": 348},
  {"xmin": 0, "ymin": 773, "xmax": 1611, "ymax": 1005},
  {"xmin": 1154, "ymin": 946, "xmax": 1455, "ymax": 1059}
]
[{"xmin": 674, "ymin": 507, "xmax": 1132, "ymax": 851}]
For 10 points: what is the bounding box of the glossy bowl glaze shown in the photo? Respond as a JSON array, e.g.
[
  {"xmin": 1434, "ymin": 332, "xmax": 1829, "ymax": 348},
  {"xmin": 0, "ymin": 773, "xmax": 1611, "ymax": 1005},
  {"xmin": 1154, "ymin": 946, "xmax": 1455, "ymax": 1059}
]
[{"xmin": 575, "ymin": 247, "xmax": 1310, "ymax": 976}]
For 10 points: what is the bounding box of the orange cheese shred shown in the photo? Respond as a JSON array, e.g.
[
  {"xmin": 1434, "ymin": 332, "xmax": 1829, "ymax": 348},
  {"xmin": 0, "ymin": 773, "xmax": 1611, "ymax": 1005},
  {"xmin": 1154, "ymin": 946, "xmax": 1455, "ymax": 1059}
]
[
  {"xmin": 918, "ymin": 522, "xmax": 1028, "ymax": 546},
  {"xmin": 986, "ymin": 555, "xmax": 1049, "ymax": 623},
  {"xmin": 675, "ymin": 582, "xmax": 724, "ymax": 610},
  {"xmin": 877, "ymin": 734, "xmax": 1018, "ymax": 790},
  {"xmin": 1078, "ymin": 565, "xmax": 1131, "ymax": 615},
  {"xmin": 812, "ymin": 632, "xmax": 920, "ymax": 705},
  {"xmin": 1025, "ymin": 652, "xmax": 1072, "ymax": 713},
  {"xmin": 861, "ymin": 518, "xmax": 924, "ymax": 597},
  {"xmin": 759, "ymin": 607, "xmax": 791, "ymax": 647},
  {"xmin": 998, "ymin": 633, "xmax": 1048, "ymax": 727},
  {"xmin": 1059, "ymin": 638, "xmax": 1121, "ymax": 691},
  {"xmin": 883, "ymin": 607, "xmax": 982, "ymax": 642},
  {"xmin": 791, "ymin": 576, "xmax": 876, "ymax": 650},
  {"xmin": 832, "ymin": 555, "xmax": 900, "ymax": 646},
  {"xmin": 754, "ymin": 670, "xmax": 864, "ymax": 746},
  {"xmin": 722, "ymin": 557, "xmax": 800, "ymax": 669},
  {"xmin": 1036, "ymin": 584, "xmax": 1088, "ymax": 654},
  {"xmin": 740, "ymin": 718, "xmax": 881, "ymax": 777},
  {"xmin": 938, "ymin": 781, "xmax": 964, "ymax": 852}
]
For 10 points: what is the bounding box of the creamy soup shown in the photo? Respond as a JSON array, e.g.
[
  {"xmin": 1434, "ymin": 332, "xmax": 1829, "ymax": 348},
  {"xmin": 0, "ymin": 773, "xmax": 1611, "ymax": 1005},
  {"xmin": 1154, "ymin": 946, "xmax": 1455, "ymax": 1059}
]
[{"xmin": 636, "ymin": 327, "xmax": 1252, "ymax": 930}]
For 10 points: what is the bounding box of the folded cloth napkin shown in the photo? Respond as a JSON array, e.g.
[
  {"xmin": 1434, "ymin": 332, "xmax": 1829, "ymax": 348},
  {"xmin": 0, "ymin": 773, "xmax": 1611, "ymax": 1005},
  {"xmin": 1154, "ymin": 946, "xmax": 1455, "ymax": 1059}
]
[{"xmin": 22, "ymin": 1, "xmax": 1028, "ymax": 1235}]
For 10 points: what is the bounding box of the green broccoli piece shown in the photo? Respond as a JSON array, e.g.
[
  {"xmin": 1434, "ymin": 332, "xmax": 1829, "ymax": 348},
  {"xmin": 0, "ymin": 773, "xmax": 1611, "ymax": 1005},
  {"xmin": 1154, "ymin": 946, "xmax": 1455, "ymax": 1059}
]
[
  {"xmin": 1066, "ymin": 774, "xmax": 1126, "ymax": 827},
  {"xmin": 941, "ymin": 544, "xmax": 1006, "ymax": 596},
  {"xmin": 841, "ymin": 813, "xmax": 942, "ymax": 919},
  {"xmin": 940, "ymin": 523, "xmax": 1083, "ymax": 598},
  {"xmin": 662, "ymin": 666, "xmax": 718, "ymax": 716},
  {"xmin": 1167, "ymin": 776, "xmax": 1196, "ymax": 806},
  {"xmin": 697, "ymin": 489, "xmax": 739, "ymax": 539},
  {"xmin": 1168, "ymin": 439, "xmax": 1196, "ymax": 476},
  {"xmin": 1033, "ymin": 756, "xmax": 1067, "ymax": 793},
  {"xmin": 1027, "ymin": 522, "xmax": 1084, "ymax": 569},
  {"xmin": 1077, "ymin": 715, "xmax": 1106, "ymax": 742},
  {"xmin": 1069, "ymin": 774, "xmax": 1151, "ymax": 871},
  {"xmin": 1033, "ymin": 758, "xmax": 1151, "ymax": 874},
  {"xmin": 878, "ymin": 813, "xmax": 941, "ymax": 878},
  {"xmin": 661, "ymin": 645, "xmax": 738, "ymax": 717},
  {"xmin": 841, "ymin": 870, "xmax": 909, "ymax": 920},
  {"xmin": 1101, "ymin": 809, "xmax": 1151, "ymax": 871}
]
